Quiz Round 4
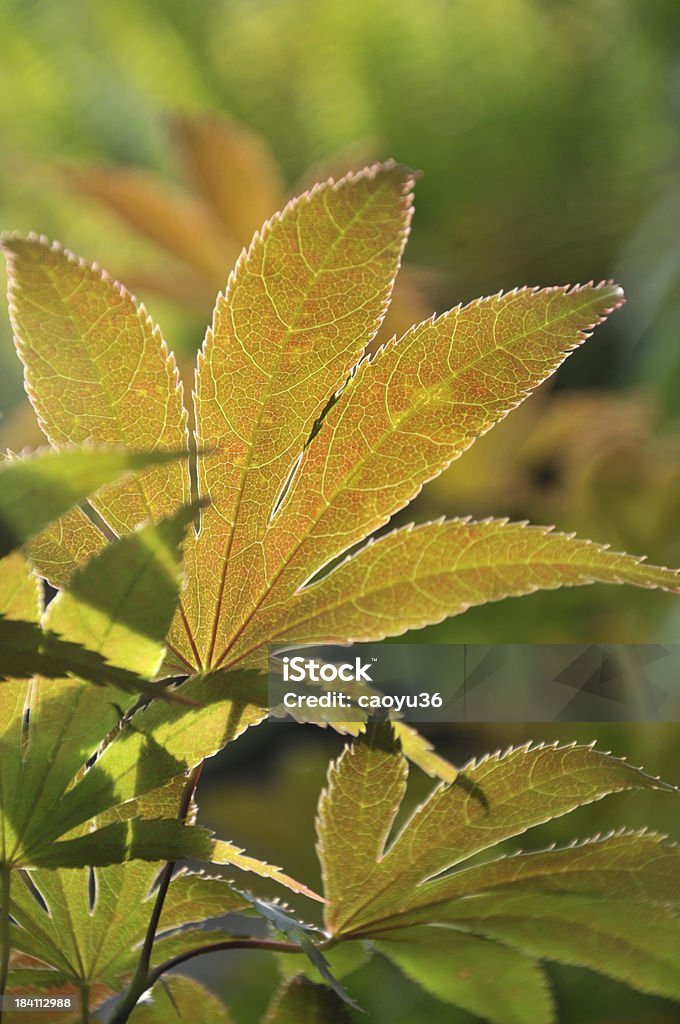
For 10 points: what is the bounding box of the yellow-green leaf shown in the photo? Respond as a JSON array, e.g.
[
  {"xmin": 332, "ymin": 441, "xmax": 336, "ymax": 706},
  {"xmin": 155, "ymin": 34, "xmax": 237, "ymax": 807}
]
[
  {"xmin": 0, "ymin": 506, "xmax": 201, "ymax": 867},
  {"xmin": 129, "ymin": 976, "xmax": 234, "ymax": 1023},
  {"xmin": 422, "ymin": 892, "xmax": 680, "ymax": 1002},
  {"xmin": 0, "ymin": 617, "xmax": 194, "ymax": 700},
  {"xmin": 184, "ymin": 162, "xmax": 415, "ymax": 669},
  {"xmin": 228, "ymin": 284, "xmax": 624, "ymax": 657},
  {"xmin": 3, "ymin": 235, "xmax": 191, "ymax": 538},
  {"xmin": 374, "ymin": 927, "xmax": 554, "ymax": 1024},
  {"xmin": 317, "ymin": 731, "xmax": 675, "ymax": 937},
  {"xmin": 209, "ymin": 840, "xmax": 323, "ymax": 901},
  {"xmin": 0, "ymin": 552, "xmax": 41, "ymax": 623},
  {"xmin": 262, "ymin": 976, "xmax": 353, "ymax": 1024},
  {"xmin": 260, "ymin": 519, "xmax": 680, "ymax": 647},
  {"xmin": 8, "ymin": 787, "xmax": 244, "ymax": 1018},
  {"xmin": 317, "ymin": 722, "xmax": 407, "ymax": 914},
  {"xmin": 315, "ymin": 727, "xmax": 680, "ymax": 1009},
  {"xmin": 46, "ymin": 503, "xmax": 200, "ymax": 678},
  {"xmin": 27, "ymin": 505, "xmax": 108, "ymax": 589},
  {"xmin": 0, "ymin": 447, "xmax": 186, "ymax": 559},
  {"xmin": 375, "ymin": 830, "xmax": 680, "ymax": 930}
]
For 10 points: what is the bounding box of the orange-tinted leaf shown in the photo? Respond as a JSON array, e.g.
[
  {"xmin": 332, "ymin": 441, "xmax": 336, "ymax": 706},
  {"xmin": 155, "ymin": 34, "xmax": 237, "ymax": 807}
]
[
  {"xmin": 4, "ymin": 236, "xmax": 191, "ymax": 537},
  {"xmin": 67, "ymin": 164, "xmax": 236, "ymax": 281},
  {"xmin": 184, "ymin": 162, "xmax": 415, "ymax": 668},
  {"xmin": 226, "ymin": 284, "xmax": 623, "ymax": 660},
  {"xmin": 257, "ymin": 519, "xmax": 680, "ymax": 647},
  {"xmin": 27, "ymin": 506, "xmax": 107, "ymax": 588},
  {"xmin": 170, "ymin": 112, "xmax": 286, "ymax": 247}
]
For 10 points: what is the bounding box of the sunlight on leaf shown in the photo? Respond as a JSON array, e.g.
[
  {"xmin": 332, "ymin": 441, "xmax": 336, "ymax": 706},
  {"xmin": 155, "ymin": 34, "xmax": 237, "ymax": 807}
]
[
  {"xmin": 128, "ymin": 976, "xmax": 234, "ymax": 1023},
  {"xmin": 0, "ymin": 447, "xmax": 185, "ymax": 559},
  {"xmin": 5, "ymin": 169, "xmax": 679, "ymax": 771},
  {"xmin": 315, "ymin": 725, "xmax": 680, "ymax": 1014},
  {"xmin": 263, "ymin": 976, "xmax": 354, "ymax": 1023}
]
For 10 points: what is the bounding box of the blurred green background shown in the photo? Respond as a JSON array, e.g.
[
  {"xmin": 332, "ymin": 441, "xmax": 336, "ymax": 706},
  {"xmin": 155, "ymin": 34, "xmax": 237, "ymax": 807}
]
[{"xmin": 1, "ymin": 1, "xmax": 679, "ymax": 1020}]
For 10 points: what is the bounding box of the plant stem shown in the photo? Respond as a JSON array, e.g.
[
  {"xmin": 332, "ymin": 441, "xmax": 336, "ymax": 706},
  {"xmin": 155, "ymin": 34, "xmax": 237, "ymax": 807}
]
[
  {"xmin": 147, "ymin": 937, "xmax": 303, "ymax": 989},
  {"xmin": 80, "ymin": 983, "xmax": 91, "ymax": 1024},
  {"xmin": 0, "ymin": 863, "xmax": 11, "ymax": 1024},
  {"xmin": 107, "ymin": 761, "xmax": 203, "ymax": 1024}
]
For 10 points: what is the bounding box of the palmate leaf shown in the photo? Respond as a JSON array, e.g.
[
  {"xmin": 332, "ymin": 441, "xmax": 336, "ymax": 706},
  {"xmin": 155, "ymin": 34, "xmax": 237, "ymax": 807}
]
[
  {"xmin": 4, "ymin": 164, "xmax": 680, "ymax": 783},
  {"xmin": 315, "ymin": 725, "xmax": 680, "ymax": 1019},
  {"xmin": 0, "ymin": 617, "xmax": 190, "ymax": 700},
  {"xmin": 0, "ymin": 508, "xmax": 209, "ymax": 869},
  {"xmin": 0, "ymin": 447, "xmax": 186, "ymax": 559},
  {"xmin": 6, "ymin": 783, "xmax": 246, "ymax": 1018},
  {"xmin": 7, "ymin": 778, "xmax": 322, "ymax": 1020}
]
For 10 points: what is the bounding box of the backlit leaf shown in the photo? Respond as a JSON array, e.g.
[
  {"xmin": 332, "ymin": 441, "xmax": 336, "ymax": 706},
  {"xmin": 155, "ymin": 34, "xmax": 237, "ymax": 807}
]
[
  {"xmin": 0, "ymin": 617, "xmax": 190, "ymax": 700},
  {"xmin": 315, "ymin": 726, "xmax": 680, "ymax": 1010},
  {"xmin": 423, "ymin": 892, "xmax": 680, "ymax": 1001},
  {"xmin": 374, "ymin": 927, "xmax": 553, "ymax": 1024},
  {"xmin": 183, "ymin": 161, "xmax": 415, "ymax": 669},
  {"xmin": 5, "ymin": 167, "xmax": 680, "ymax": 796},
  {"xmin": 54, "ymin": 667, "xmax": 320, "ymax": 898},
  {"xmin": 0, "ymin": 447, "xmax": 185, "ymax": 558},
  {"xmin": 7, "ymin": 787, "xmax": 245, "ymax": 1019},
  {"xmin": 260, "ymin": 519, "xmax": 680, "ymax": 646},
  {"xmin": 209, "ymin": 842, "xmax": 323, "ymax": 901},
  {"xmin": 319, "ymin": 730, "xmax": 676, "ymax": 935},
  {"xmin": 3, "ymin": 235, "xmax": 191, "ymax": 540},
  {"xmin": 317, "ymin": 722, "xmax": 407, "ymax": 914},
  {"xmin": 45, "ymin": 502, "xmax": 200, "ymax": 678},
  {"xmin": 26, "ymin": 506, "xmax": 108, "ymax": 589},
  {"xmin": 262, "ymin": 976, "xmax": 354, "ymax": 1024},
  {"xmin": 0, "ymin": 552, "xmax": 41, "ymax": 623},
  {"xmin": 0, "ymin": 507, "xmax": 202, "ymax": 868},
  {"xmin": 380, "ymin": 829, "xmax": 680, "ymax": 926},
  {"xmin": 128, "ymin": 976, "xmax": 234, "ymax": 1023},
  {"xmin": 225, "ymin": 284, "xmax": 626, "ymax": 655}
]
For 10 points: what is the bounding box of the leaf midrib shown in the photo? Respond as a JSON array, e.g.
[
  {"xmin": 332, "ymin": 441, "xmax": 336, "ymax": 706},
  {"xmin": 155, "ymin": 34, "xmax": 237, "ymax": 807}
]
[
  {"xmin": 219, "ymin": 286, "xmax": 610, "ymax": 666},
  {"xmin": 24, "ymin": 258, "xmax": 198, "ymax": 666},
  {"xmin": 201, "ymin": 179, "xmax": 398, "ymax": 667},
  {"xmin": 224, "ymin": 522, "xmax": 664, "ymax": 666}
]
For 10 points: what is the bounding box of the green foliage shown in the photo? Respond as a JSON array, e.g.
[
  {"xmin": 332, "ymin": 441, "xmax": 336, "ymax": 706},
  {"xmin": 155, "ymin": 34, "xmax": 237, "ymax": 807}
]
[
  {"xmin": 4, "ymin": 168, "xmax": 678, "ymax": 689},
  {"xmin": 314, "ymin": 724, "xmax": 680, "ymax": 1018},
  {"xmin": 128, "ymin": 976, "xmax": 234, "ymax": 1023},
  {"xmin": 0, "ymin": 164, "xmax": 679, "ymax": 1022},
  {"xmin": 8, "ymin": 788, "xmax": 247, "ymax": 1015},
  {"xmin": 263, "ymin": 976, "xmax": 353, "ymax": 1023},
  {"xmin": 0, "ymin": 447, "xmax": 185, "ymax": 559}
]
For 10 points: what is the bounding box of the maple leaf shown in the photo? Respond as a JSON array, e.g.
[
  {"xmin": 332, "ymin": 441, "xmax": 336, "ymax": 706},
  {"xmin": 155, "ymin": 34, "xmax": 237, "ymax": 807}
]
[
  {"xmin": 3, "ymin": 162, "xmax": 680, "ymax": 785},
  {"xmin": 5, "ymin": 781, "xmax": 248, "ymax": 1017},
  {"xmin": 0, "ymin": 508, "xmax": 220, "ymax": 872},
  {"xmin": 314, "ymin": 724, "xmax": 680, "ymax": 1021},
  {"xmin": 0, "ymin": 446, "xmax": 186, "ymax": 559}
]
